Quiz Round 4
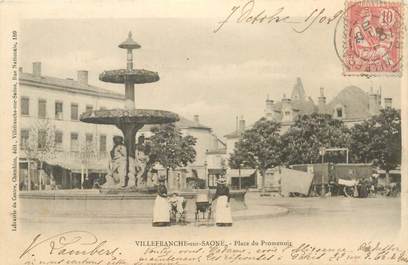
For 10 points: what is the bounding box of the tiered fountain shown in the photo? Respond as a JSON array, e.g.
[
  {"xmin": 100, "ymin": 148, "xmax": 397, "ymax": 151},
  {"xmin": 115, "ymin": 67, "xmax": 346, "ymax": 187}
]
[
  {"xmin": 19, "ymin": 33, "xmax": 252, "ymax": 223},
  {"xmin": 80, "ymin": 32, "xmax": 179, "ymax": 191}
]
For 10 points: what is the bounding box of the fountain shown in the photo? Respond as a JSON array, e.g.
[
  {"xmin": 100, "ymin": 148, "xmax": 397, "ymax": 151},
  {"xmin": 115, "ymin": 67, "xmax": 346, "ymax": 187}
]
[
  {"xmin": 19, "ymin": 32, "xmax": 259, "ymax": 224},
  {"xmin": 80, "ymin": 32, "xmax": 179, "ymax": 190}
]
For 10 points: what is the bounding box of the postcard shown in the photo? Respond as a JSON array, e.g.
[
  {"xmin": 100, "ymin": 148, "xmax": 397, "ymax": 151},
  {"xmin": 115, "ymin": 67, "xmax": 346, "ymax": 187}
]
[{"xmin": 0, "ymin": 0, "xmax": 407, "ymax": 264}]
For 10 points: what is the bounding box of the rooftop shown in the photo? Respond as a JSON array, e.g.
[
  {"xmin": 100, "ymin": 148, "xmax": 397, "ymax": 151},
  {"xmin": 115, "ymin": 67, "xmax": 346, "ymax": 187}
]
[
  {"xmin": 327, "ymin": 86, "xmax": 370, "ymax": 120},
  {"xmin": 19, "ymin": 71, "xmax": 124, "ymax": 100},
  {"xmin": 139, "ymin": 115, "xmax": 211, "ymax": 133}
]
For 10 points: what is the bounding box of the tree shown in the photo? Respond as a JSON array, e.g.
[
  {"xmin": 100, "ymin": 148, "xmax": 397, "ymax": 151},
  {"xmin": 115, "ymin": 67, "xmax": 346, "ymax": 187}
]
[
  {"xmin": 350, "ymin": 108, "xmax": 401, "ymax": 183},
  {"xmin": 79, "ymin": 138, "xmax": 97, "ymax": 189},
  {"xmin": 229, "ymin": 118, "xmax": 281, "ymax": 192},
  {"xmin": 280, "ymin": 113, "xmax": 351, "ymax": 165},
  {"xmin": 349, "ymin": 119, "xmax": 377, "ymax": 163},
  {"xmin": 21, "ymin": 119, "xmax": 57, "ymax": 190},
  {"xmin": 140, "ymin": 123, "xmax": 197, "ymax": 182}
]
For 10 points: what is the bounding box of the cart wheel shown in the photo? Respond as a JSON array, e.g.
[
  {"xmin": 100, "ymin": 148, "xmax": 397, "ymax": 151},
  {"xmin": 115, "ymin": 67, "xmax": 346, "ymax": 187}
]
[{"xmin": 343, "ymin": 186, "xmax": 355, "ymax": 198}]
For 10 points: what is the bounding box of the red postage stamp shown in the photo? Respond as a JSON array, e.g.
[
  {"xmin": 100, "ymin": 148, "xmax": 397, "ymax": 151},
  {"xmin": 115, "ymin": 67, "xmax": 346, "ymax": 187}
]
[{"xmin": 344, "ymin": 1, "xmax": 403, "ymax": 75}]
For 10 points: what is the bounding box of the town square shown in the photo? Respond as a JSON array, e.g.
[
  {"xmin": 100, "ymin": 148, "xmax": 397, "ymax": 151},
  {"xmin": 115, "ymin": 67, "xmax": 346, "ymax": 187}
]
[{"xmin": 17, "ymin": 17, "xmax": 401, "ymax": 231}]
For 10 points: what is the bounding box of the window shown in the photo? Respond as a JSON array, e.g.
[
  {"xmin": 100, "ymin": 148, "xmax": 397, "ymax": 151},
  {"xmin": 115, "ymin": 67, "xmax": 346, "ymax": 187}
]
[
  {"xmin": 71, "ymin": 103, "xmax": 78, "ymax": 120},
  {"xmin": 99, "ymin": 135, "xmax": 107, "ymax": 152},
  {"xmin": 70, "ymin": 132, "xmax": 79, "ymax": 152},
  {"xmin": 86, "ymin": 133, "xmax": 93, "ymax": 144},
  {"xmin": 99, "ymin": 106, "xmax": 107, "ymax": 110},
  {"xmin": 86, "ymin": 105, "xmax": 93, "ymax": 113},
  {"xmin": 55, "ymin": 131, "xmax": 63, "ymax": 149},
  {"xmin": 55, "ymin": 101, "xmax": 63, "ymax": 120},
  {"xmin": 38, "ymin": 99, "xmax": 47, "ymax": 118},
  {"xmin": 38, "ymin": 129, "xmax": 47, "ymax": 149},
  {"xmin": 285, "ymin": 111, "xmax": 290, "ymax": 116},
  {"xmin": 21, "ymin": 97, "xmax": 29, "ymax": 115},
  {"xmin": 20, "ymin": 129, "xmax": 29, "ymax": 149}
]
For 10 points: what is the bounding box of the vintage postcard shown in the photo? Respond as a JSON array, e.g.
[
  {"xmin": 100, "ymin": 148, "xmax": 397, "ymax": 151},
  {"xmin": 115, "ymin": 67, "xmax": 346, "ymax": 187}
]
[{"xmin": 0, "ymin": 0, "xmax": 407, "ymax": 264}]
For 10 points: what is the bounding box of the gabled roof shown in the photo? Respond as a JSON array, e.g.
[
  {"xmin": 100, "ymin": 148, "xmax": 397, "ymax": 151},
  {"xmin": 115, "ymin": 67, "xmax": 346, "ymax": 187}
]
[
  {"xmin": 139, "ymin": 116, "xmax": 211, "ymax": 133},
  {"xmin": 290, "ymin": 99, "xmax": 317, "ymax": 114},
  {"xmin": 327, "ymin": 86, "xmax": 370, "ymax": 120},
  {"xmin": 19, "ymin": 72, "xmax": 124, "ymax": 100},
  {"xmin": 176, "ymin": 116, "xmax": 211, "ymax": 130}
]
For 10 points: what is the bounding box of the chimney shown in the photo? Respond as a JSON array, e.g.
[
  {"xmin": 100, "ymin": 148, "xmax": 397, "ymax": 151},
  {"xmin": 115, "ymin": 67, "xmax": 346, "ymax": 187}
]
[
  {"xmin": 236, "ymin": 116, "xmax": 239, "ymax": 132},
  {"xmin": 282, "ymin": 93, "xmax": 291, "ymax": 105},
  {"xmin": 77, "ymin": 70, "xmax": 88, "ymax": 85},
  {"xmin": 265, "ymin": 95, "xmax": 274, "ymax": 110},
  {"xmin": 193, "ymin": 114, "xmax": 200, "ymax": 124},
  {"xmin": 369, "ymin": 91, "xmax": 379, "ymax": 116},
  {"xmin": 239, "ymin": 116, "xmax": 245, "ymax": 133},
  {"xmin": 384, "ymin": 98, "xmax": 392, "ymax": 109},
  {"xmin": 32, "ymin": 62, "xmax": 41, "ymax": 77},
  {"xmin": 265, "ymin": 95, "xmax": 274, "ymax": 119},
  {"xmin": 318, "ymin": 87, "xmax": 326, "ymax": 105}
]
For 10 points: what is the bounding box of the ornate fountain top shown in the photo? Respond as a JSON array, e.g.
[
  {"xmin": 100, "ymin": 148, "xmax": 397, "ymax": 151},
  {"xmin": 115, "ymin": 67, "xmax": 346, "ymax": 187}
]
[
  {"xmin": 82, "ymin": 31, "xmax": 178, "ymax": 125},
  {"xmin": 118, "ymin": 31, "xmax": 141, "ymax": 50}
]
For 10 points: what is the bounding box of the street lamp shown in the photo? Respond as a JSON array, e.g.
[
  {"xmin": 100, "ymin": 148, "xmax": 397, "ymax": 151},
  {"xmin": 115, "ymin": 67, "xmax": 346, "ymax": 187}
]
[
  {"xmin": 319, "ymin": 147, "xmax": 326, "ymax": 197},
  {"xmin": 239, "ymin": 163, "xmax": 244, "ymax": 190},
  {"xmin": 204, "ymin": 160, "xmax": 208, "ymax": 188}
]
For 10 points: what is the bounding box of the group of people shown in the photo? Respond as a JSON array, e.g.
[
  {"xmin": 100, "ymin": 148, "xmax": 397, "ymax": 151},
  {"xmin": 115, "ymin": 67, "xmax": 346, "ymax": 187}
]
[{"xmin": 152, "ymin": 176, "xmax": 233, "ymax": 227}]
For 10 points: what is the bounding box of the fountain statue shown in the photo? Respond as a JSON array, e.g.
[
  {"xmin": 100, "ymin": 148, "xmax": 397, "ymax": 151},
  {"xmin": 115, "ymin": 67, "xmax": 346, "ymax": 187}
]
[{"xmin": 80, "ymin": 32, "xmax": 179, "ymax": 190}]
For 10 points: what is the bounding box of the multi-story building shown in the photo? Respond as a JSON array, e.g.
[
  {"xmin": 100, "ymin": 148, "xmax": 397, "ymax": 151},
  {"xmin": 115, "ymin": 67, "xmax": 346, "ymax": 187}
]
[
  {"xmin": 225, "ymin": 77, "xmax": 392, "ymax": 158},
  {"xmin": 223, "ymin": 77, "xmax": 394, "ymax": 190},
  {"xmin": 19, "ymin": 62, "xmax": 224, "ymax": 191},
  {"xmin": 19, "ymin": 62, "xmax": 124, "ymax": 190}
]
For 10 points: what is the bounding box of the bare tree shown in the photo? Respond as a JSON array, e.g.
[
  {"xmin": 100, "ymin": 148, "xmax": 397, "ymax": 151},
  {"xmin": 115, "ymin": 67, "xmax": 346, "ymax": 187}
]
[
  {"xmin": 21, "ymin": 119, "xmax": 57, "ymax": 190},
  {"xmin": 79, "ymin": 137, "xmax": 97, "ymax": 189}
]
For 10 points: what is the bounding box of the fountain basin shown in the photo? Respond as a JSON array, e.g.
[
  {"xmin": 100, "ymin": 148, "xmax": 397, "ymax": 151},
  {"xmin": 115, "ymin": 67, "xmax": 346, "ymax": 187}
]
[
  {"xmin": 99, "ymin": 69, "xmax": 159, "ymax": 84},
  {"xmin": 80, "ymin": 109, "xmax": 179, "ymax": 125},
  {"xmin": 19, "ymin": 190, "xmax": 248, "ymax": 223}
]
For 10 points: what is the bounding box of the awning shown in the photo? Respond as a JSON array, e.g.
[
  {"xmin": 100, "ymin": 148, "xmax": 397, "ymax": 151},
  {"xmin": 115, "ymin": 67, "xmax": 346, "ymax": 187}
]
[
  {"xmin": 208, "ymin": 169, "xmax": 226, "ymax": 175},
  {"xmin": 225, "ymin": 169, "xmax": 256, "ymax": 178},
  {"xmin": 44, "ymin": 158, "xmax": 109, "ymax": 174},
  {"xmin": 376, "ymin": 169, "xmax": 401, "ymax": 174}
]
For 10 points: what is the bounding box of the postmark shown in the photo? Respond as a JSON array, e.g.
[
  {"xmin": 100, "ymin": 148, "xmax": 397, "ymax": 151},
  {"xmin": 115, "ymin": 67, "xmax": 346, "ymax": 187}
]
[{"xmin": 343, "ymin": 1, "xmax": 403, "ymax": 76}]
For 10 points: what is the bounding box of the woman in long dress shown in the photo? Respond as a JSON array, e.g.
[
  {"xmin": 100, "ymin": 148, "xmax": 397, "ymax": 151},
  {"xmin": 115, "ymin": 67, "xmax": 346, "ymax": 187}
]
[
  {"xmin": 213, "ymin": 177, "xmax": 232, "ymax": 226},
  {"xmin": 152, "ymin": 176, "xmax": 170, "ymax": 226}
]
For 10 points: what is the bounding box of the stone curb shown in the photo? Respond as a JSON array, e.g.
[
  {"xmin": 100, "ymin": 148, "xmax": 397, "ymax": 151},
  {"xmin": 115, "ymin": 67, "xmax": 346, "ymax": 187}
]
[{"xmin": 19, "ymin": 206, "xmax": 289, "ymax": 224}]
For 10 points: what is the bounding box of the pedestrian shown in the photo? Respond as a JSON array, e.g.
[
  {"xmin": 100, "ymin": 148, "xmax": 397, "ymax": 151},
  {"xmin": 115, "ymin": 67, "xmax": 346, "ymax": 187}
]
[
  {"xmin": 152, "ymin": 175, "xmax": 170, "ymax": 227},
  {"xmin": 213, "ymin": 177, "xmax": 232, "ymax": 227}
]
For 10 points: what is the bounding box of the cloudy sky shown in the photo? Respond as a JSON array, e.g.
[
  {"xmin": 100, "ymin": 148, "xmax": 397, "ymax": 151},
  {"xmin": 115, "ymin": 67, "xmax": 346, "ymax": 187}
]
[{"xmin": 21, "ymin": 16, "xmax": 401, "ymax": 137}]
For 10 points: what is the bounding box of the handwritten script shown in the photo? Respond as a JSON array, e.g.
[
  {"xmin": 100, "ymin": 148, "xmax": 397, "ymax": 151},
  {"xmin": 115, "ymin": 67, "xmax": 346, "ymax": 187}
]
[
  {"xmin": 18, "ymin": 231, "xmax": 408, "ymax": 265},
  {"xmin": 213, "ymin": 0, "xmax": 343, "ymax": 33}
]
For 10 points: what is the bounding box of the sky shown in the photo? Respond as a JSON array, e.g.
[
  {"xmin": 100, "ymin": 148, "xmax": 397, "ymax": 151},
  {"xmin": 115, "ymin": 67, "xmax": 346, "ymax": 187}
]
[{"xmin": 20, "ymin": 18, "xmax": 402, "ymax": 137}]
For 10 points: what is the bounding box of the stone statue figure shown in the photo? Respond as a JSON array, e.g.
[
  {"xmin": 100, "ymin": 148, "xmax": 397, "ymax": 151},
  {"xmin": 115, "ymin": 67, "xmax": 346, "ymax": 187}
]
[{"xmin": 103, "ymin": 136, "xmax": 127, "ymax": 188}]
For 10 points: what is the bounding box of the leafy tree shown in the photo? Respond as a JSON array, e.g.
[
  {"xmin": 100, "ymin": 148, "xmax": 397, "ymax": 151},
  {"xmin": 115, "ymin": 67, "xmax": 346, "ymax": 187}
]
[
  {"xmin": 349, "ymin": 119, "xmax": 377, "ymax": 163},
  {"xmin": 280, "ymin": 113, "xmax": 351, "ymax": 165},
  {"xmin": 139, "ymin": 123, "xmax": 197, "ymax": 182},
  {"xmin": 350, "ymin": 108, "xmax": 401, "ymax": 183},
  {"xmin": 229, "ymin": 118, "xmax": 281, "ymax": 191}
]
